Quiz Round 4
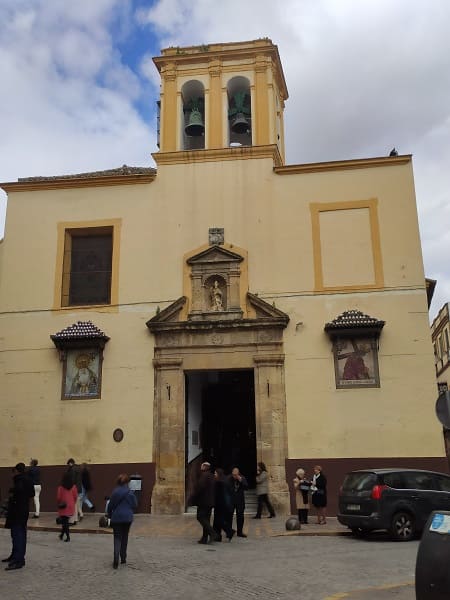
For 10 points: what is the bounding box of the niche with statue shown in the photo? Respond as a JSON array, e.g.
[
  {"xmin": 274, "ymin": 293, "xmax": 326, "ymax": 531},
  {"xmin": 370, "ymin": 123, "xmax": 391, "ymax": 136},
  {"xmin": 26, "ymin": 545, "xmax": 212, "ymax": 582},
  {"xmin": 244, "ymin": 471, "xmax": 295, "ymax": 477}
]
[
  {"xmin": 205, "ymin": 275, "xmax": 227, "ymax": 312},
  {"xmin": 186, "ymin": 244, "xmax": 244, "ymax": 321}
]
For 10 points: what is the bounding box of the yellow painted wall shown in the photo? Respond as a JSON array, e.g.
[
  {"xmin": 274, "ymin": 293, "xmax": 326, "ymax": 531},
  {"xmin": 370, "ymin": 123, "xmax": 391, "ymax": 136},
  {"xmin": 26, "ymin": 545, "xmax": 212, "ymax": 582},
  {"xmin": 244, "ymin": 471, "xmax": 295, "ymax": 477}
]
[{"xmin": 0, "ymin": 156, "xmax": 444, "ymax": 466}]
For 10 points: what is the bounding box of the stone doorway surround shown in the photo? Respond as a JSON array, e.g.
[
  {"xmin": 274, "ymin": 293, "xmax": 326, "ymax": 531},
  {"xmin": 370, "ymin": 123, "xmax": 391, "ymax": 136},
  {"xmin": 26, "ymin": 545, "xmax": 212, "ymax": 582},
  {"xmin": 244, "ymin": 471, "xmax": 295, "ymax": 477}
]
[{"xmin": 146, "ymin": 292, "xmax": 290, "ymax": 515}]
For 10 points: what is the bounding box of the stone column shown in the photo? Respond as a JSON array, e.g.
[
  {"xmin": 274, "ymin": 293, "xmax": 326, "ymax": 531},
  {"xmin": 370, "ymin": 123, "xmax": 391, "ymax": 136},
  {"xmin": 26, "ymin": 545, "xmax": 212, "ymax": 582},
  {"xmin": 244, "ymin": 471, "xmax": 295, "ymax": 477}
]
[
  {"xmin": 254, "ymin": 55, "xmax": 270, "ymax": 146},
  {"xmin": 254, "ymin": 353, "xmax": 290, "ymax": 514},
  {"xmin": 151, "ymin": 357, "xmax": 185, "ymax": 514},
  {"xmin": 208, "ymin": 59, "xmax": 222, "ymax": 148},
  {"xmin": 228, "ymin": 266, "xmax": 242, "ymax": 312}
]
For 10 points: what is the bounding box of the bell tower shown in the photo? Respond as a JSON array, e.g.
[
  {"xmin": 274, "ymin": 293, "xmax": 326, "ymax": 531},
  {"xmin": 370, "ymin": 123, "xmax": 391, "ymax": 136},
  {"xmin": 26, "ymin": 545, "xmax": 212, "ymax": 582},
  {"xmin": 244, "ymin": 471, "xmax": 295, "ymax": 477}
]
[{"xmin": 152, "ymin": 39, "xmax": 288, "ymax": 163}]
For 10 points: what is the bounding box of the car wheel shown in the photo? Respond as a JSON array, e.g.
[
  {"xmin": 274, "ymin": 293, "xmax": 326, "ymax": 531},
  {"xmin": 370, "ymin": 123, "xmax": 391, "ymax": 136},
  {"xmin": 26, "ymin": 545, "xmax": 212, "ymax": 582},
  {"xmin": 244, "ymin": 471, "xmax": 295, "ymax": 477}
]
[
  {"xmin": 350, "ymin": 527, "xmax": 370, "ymax": 538},
  {"xmin": 390, "ymin": 511, "xmax": 415, "ymax": 541}
]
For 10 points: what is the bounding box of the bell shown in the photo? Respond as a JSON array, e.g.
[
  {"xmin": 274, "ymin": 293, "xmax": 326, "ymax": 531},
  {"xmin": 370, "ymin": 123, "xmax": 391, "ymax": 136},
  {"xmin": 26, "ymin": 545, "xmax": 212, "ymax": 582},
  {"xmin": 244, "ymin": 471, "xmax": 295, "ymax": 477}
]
[
  {"xmin": 231, "ymin": 112, "xmax": 250, "ymax": 134},
  {"xmin": 185, "ymin": 108, "xmax": 204, "ymax": 136}
]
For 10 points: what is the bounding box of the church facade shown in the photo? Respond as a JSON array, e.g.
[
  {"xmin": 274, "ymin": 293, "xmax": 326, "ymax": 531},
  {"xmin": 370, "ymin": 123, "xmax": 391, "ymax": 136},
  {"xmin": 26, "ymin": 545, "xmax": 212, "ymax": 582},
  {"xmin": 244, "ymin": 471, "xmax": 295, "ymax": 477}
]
[{"xmin": 0, "ymin": 39, "xmax": 445, "ymax": 515}]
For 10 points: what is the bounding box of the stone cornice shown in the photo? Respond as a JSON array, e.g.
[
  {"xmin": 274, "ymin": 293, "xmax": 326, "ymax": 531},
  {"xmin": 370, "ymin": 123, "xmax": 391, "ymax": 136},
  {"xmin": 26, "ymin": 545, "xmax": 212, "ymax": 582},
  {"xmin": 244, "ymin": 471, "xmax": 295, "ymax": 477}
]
[
  {"xmin": 253, "ymin": 354, "xmax": 285, "ymax": 366},
  {"xmin": 153, "ymin": 39, "xmax": 288, "ymax": 100},
  {"xmin": 274, "ymin": 155, "xmax": 411, "ymax": 175},
  {"xmin": 147, "ymin": 317, "xmax": 289, "ymax": 334},
  {"xmin": 152, "ymin": 144, "xmax": 282, "ymax": 167}
]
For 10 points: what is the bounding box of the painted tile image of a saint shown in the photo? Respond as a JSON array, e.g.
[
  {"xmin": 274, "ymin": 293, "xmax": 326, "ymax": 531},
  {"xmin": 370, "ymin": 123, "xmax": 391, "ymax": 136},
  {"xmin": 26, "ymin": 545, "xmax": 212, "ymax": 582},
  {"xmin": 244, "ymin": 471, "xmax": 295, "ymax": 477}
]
[
  {"xmin": 65, "ymin": 351, "xmax": 99, "ymax": 397},
  {"xmin": 335, "ymin": 339, "xmax": 376, "ymax": 386}
]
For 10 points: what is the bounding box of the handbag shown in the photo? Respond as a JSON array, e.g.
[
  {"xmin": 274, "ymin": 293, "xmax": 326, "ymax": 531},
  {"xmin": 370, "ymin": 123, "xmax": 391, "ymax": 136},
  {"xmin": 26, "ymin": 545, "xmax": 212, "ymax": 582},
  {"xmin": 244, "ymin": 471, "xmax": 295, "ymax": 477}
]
[
  {"xmin": 56, "ymin": 516, "xmax": 63, "ymax": 525},
  {"xmin": 57, "ymin": 501, "xmax": 67, "ymax": 509}
]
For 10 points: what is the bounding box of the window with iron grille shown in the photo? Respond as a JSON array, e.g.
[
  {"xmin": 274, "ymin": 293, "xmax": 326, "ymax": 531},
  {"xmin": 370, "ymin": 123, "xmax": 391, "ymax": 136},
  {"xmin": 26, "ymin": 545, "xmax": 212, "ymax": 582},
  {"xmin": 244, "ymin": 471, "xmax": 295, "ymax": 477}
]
[{"xmin": 62, "ymin": 227, "xmax": 113, "ymax": 306}]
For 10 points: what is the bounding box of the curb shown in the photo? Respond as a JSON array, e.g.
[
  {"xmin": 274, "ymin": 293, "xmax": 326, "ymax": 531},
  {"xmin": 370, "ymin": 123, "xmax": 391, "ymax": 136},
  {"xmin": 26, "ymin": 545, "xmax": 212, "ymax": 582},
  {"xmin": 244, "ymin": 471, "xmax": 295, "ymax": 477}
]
[
  {"xmin": 324, "ymin": 582, "xmax": 414, "ymax": 599},
  {"xmin": 28, "ymin": 525, "xmax": 112, "ymax": 535},
  {"xmin": 1, "ymin": 523, "xmax": 112, "ymax": 535},
  {"xmin": 273, "ymin": 529, "xmax": 352, "ymax": 537}
]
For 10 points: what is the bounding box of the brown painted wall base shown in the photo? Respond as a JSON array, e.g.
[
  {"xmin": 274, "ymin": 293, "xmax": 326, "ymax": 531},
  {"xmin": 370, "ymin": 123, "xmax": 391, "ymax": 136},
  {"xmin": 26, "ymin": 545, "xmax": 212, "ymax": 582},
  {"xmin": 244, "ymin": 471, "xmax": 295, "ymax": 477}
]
[
  {"xmin": 0, "ymin": 463, "xmax": 155, "ymax": 514},
  {"xmin": 285, "ymin": 457, "xmax": 449, "ymax": 518}
]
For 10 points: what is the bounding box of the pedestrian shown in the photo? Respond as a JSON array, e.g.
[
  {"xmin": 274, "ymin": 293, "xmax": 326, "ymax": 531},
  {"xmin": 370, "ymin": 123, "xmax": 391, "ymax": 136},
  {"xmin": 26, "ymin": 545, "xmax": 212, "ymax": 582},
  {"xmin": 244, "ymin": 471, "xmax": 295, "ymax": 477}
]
[
  {"xmin": 80, "ymin": 463, "xmax": 96, "ymax": 513},
  {"xmin": 28, "ymin": 458, "xmax": 41, "ymax": 519},
  {"xmin": 107, "ymin": 474, "xmax": 137, "ymax": 569},
  {"xmin": 293, "ymin": 468, "xmax": 311, "ymax": 524},
  {"xmin": 253, "ymin": 462, "xmax": 276, "ymax": 519},
  {"xmin": 188, "ymin": 462, "xmax": 220, "ymax": 544},
  {"xmin": 66, "ymin": 458, "xmax": 82, "ymax": 523},
  {"xmin": 3, "ymin": 462, "xmax": 35, "ymax": 570},
  {"xmin": 56, "ymin": 471, "xmax": 78, "ymax": 542},
  {"xmin": 228, "ymin": 466, "xmax": 248, "ymax": 537},
  {"xmin": 213, "ymin": 468, "xmax": 235, "ymax": 541},
  {"xmin": 311, "ymin": 465, "xmax": 327, "ymax": 524}
]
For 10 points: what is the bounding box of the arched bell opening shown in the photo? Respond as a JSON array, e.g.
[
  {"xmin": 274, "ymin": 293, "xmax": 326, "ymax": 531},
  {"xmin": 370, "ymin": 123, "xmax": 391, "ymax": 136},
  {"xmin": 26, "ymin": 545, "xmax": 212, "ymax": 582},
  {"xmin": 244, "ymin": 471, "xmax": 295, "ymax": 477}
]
[
  {"xmin": 227, "ymin": 76, "xmax": 252, "ymax": 147},
  {"xmin": 181, "ymin": 80, "xmax": 205, "ymax": 150}
]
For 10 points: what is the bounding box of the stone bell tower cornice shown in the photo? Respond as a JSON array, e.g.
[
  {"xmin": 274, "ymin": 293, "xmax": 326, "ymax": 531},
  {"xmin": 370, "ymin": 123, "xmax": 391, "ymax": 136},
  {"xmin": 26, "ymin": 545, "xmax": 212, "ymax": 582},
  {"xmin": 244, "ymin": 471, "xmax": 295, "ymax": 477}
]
[{"xmin": 153, "ymin": 38, "xmax": 289, "ymax": 101}]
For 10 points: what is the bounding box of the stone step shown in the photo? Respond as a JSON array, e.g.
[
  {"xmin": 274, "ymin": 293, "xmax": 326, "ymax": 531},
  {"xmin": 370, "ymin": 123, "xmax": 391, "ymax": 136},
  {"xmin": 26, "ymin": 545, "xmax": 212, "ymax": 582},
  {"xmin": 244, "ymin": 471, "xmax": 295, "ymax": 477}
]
[{"xmin": 185, "ymin": 489, "xmax": 258, "ymax": 514}]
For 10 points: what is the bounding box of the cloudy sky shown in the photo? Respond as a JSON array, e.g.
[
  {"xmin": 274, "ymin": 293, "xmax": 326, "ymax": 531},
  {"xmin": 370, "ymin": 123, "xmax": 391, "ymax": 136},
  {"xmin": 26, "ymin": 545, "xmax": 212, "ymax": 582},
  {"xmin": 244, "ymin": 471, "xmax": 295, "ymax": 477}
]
[{"xmin": 1, "ymin": 0, "xmax": 449, "ymax": 317}]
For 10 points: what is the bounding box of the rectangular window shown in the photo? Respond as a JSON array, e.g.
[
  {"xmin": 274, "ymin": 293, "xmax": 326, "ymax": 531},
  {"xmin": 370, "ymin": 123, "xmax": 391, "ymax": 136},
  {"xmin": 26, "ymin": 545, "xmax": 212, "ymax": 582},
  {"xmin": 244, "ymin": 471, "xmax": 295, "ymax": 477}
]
[{"xmin": 62, "ymin": 227, "xmax": 113, "ymax": 307}]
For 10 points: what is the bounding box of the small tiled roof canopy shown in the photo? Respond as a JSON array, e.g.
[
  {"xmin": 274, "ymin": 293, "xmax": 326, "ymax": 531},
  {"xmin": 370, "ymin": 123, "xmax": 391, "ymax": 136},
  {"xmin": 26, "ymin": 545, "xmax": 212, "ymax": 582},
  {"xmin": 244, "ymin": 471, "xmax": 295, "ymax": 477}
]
[
  {"xmin": 51, "ymin": 321, "xmax": 110, "ymax": 350},
  {"xmin": 324, "ymin": 309, "xmax": 385, "ymax": 338}
]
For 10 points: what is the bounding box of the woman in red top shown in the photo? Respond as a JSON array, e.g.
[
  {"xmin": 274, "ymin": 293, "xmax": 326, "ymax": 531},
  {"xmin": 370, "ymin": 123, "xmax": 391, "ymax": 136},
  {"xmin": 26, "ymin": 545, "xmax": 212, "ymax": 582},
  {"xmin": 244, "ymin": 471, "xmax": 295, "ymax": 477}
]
[{"xmin": 56, "ymin": 472, "xmax": 78, "ymax": 541}]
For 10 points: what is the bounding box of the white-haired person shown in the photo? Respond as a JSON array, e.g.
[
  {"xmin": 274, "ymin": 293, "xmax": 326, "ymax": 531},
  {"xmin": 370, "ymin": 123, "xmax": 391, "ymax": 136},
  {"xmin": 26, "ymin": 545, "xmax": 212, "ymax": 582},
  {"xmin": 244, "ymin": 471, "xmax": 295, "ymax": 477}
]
[{"xmin": 293, "ymin": 468, "xmax": 311, "ymax": 524}]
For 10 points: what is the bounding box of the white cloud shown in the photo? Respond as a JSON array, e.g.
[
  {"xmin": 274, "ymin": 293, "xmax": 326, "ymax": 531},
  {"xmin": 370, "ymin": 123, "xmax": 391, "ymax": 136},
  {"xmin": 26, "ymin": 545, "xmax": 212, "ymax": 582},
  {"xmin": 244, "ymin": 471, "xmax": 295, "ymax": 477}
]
[{"xmin": 0, "ymin": 0, "xmax": 154, "ymax": 235}]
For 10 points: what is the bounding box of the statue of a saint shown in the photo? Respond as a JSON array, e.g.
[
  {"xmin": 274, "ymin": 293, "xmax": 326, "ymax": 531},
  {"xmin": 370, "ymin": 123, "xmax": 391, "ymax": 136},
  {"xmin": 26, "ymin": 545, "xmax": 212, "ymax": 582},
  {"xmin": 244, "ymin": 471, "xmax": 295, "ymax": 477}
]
[{"xmin": 210, "ymin": 280, "xmax": 223, "ymax": 311}]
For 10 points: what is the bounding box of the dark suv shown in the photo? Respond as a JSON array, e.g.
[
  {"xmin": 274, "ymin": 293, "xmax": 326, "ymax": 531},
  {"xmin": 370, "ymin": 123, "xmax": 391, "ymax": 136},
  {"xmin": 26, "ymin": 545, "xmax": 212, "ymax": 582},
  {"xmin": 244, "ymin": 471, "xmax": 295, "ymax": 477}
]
[{"xmin": 337, "ymin": 468, "xmax": 450, "ymax": 541}]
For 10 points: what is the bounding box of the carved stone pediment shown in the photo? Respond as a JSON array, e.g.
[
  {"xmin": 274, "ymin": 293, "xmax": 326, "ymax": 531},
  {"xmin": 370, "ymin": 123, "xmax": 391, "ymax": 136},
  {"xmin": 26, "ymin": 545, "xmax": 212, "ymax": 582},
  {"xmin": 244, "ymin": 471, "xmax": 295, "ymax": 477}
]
[
  {"xmin": 247, "ymin": 293, "xmax": 290, "ymax": 321},
  {"xmin": 146, "ymin": 293, "xmax": 289, "ymax": 334},
  {"xmin": 186, "ymin": 245, "xmax": 243, "ymax": 265},
  {"xmin": 146, "ymin": 297, "xmax": 187, "ymax": 327},
  {"xmin": 186, "ymin": 245, "xmax": 244, "ymax": 321}
]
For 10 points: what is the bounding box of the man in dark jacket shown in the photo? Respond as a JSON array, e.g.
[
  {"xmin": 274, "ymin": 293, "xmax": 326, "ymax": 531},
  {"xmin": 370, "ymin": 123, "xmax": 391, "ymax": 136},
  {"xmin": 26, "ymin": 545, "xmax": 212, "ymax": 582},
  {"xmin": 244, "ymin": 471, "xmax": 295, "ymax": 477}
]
[
  {"xmin": 228, "ymin": 466, "xmax": 248, "ymax": 537},
  {"xmin": 188, "ymin": 462, "xmax": 220, "ymax": 544},
  {"xmin": 3, "ymin": 463, "xmax": 35, "ymax": 570}
]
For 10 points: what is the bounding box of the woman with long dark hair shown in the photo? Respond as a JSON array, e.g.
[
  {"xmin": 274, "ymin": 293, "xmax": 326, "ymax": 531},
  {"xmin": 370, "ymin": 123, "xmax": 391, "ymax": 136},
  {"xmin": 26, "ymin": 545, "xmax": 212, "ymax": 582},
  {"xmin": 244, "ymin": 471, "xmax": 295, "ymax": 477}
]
[
  {"xmin": 56, "ymin": 472, "xmax": 78, "ymax": 542},
  {"xmin": 107, "ymin": 474, "xmax": 137, "ymax": 569}
]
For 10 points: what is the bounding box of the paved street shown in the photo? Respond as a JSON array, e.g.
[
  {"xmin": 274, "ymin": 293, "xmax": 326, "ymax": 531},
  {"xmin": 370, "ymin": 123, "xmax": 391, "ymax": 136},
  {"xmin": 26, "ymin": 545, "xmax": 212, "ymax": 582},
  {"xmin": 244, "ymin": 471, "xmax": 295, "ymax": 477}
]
[{"xmin": 0, "ymin": 525, "xmax": 417, "ymax": 600}]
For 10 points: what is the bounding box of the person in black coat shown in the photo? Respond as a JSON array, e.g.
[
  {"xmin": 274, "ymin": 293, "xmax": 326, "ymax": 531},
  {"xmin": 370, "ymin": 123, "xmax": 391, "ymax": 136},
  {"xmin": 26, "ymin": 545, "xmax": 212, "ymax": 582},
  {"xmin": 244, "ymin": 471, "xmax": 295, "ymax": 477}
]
[
  {"xmin": 227, "ymin": 467, "xmax": 248, "ymax": 537},
  {"xmin": 311, "ymin": 465, "xmax": 327, "ymax": 524},
  {"xmin": 213, "ymin": 468, "xmax": 235, "ymax": 541},
  {"xmin": 3, "ymin": 462, "xmax": 35, "ymax": 570},
  {"xmin": 188, "ymin": 462, "xmax": 220, "ymax": 544},
  {"xmin": 28, "ymin": 458, "xmax": 41, "ymax": 519}
]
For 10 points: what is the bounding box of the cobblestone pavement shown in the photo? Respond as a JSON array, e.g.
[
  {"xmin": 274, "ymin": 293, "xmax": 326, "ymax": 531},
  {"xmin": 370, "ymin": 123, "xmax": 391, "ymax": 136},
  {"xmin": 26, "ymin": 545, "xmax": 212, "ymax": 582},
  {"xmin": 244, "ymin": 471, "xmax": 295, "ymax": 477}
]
[{"xmin": 0, "ymin": 527, "xmax": 416, "ymax": 600}]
